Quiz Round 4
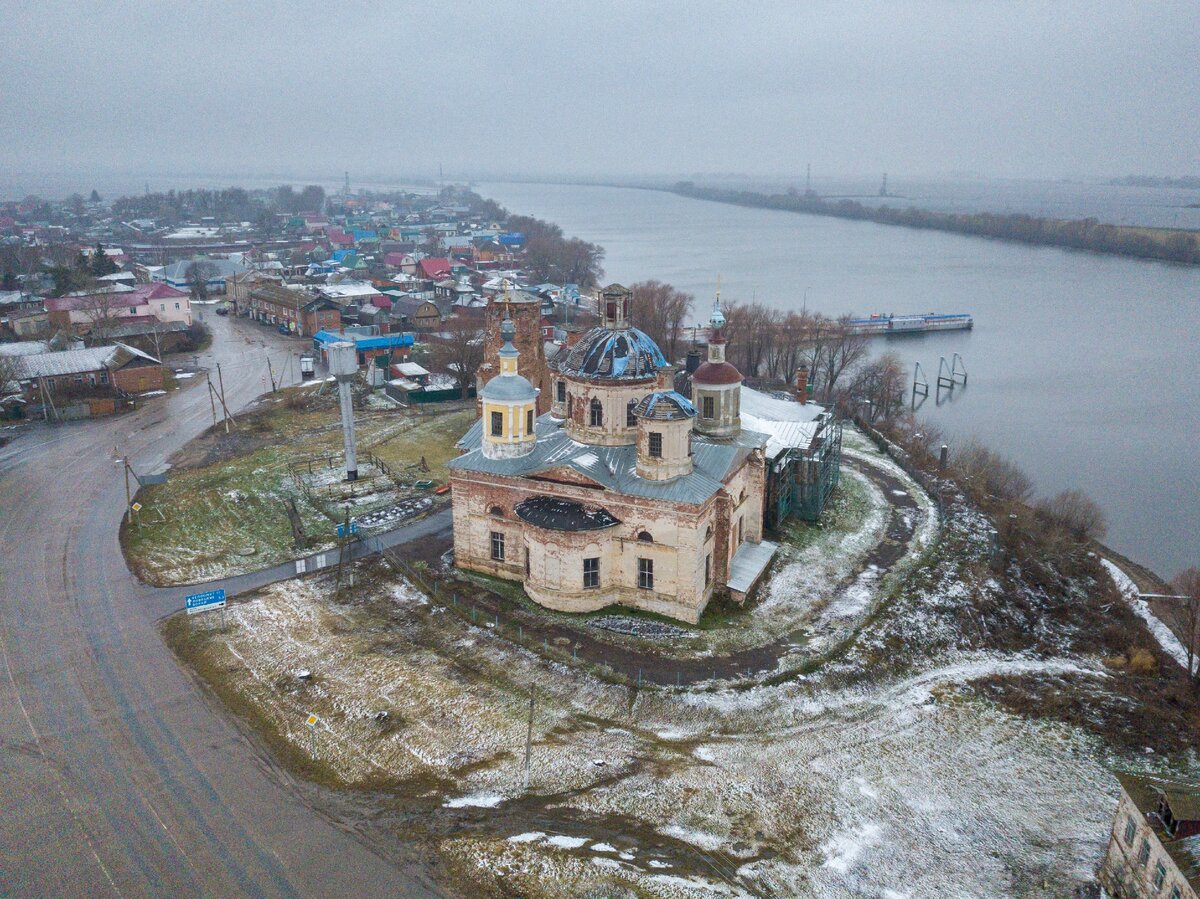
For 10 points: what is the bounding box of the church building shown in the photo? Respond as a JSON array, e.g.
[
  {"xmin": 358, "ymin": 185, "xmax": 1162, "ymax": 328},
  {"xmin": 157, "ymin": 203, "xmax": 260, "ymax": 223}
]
[{"xmin": 449, "ymin": 284, "xmax": 778, "ymax": 624}]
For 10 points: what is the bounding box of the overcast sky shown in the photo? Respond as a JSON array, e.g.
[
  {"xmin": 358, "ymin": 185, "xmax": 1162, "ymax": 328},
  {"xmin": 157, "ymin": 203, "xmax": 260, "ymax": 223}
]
[{"xmin": 2, "ymin": 0, "xmax": 1197, "ymax": 188}]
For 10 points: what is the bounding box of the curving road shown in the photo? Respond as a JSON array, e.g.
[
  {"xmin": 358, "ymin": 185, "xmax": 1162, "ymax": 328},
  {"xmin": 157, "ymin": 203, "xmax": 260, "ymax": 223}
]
[{"xmin": 0, "ymin": 312, "xmax": 440, "ymax": 897}]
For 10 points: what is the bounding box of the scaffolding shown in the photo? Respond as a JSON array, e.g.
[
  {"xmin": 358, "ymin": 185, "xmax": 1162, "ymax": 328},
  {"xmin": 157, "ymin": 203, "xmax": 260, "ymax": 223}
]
[{"xmin": 765, "ymin": 417, "xmax": 844, "ymax": 526}]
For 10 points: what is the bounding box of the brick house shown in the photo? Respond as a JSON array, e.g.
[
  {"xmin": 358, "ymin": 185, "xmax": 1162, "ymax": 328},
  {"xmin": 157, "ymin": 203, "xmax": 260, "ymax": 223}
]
[
  {"xmin": 1099, "ymin": 772, "xmax": 1200, "ymax": 898},
  {"xmin": 449, "ymin": 286, "xmax": 777, "ymax": 625},
  {"xmin": 10, "ymin": 343, "xmax": 164, "ymax": 410},
  {"xmin": 248, "ymin": 284, "xmax": 341, "ymax": 336}
]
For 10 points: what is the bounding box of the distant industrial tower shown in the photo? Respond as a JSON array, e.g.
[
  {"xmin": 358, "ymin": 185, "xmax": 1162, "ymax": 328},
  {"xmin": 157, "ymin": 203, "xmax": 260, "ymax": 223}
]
[
  {"xmin": 329, "ymin": 342, "xmax": 359, "ymax": 480},
  {"xmin": 879, "ymin": 173, "xmax": 889, "ymax": 197}
]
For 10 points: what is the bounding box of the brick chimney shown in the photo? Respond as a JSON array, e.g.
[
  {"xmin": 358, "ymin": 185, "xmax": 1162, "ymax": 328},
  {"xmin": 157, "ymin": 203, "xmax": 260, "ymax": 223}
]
[
  {"xmin": 685, "ymin": 348, "xmax": 701, "ymax": 374},
  {"xmin": 795, "ymin": 365, "xmax": 809, "ymax": 403}
]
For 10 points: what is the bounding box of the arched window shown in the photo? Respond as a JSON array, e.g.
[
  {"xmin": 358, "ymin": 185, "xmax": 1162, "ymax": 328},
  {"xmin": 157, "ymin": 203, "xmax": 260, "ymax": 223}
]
[
  {"xmin": 589, "ymin": 397, "xmax": 603, "ymax": 427},
  {"xmin": 489, "ymin": 506, "xmax": 505, "ymax": 517},
  {"xmin": 739, "ymin": 489, "xmax": 746, "ymax": 505},
  {"xmin": 637, "ymin": 530, "xmax": 653, "ymax": 543},
  {"xmin": 705, "ymin": 525, "xmax": 713, "ymax": 541},
  {"xmin": 626, "ymin": 399, "xmax": 638, "ymax": 426}
]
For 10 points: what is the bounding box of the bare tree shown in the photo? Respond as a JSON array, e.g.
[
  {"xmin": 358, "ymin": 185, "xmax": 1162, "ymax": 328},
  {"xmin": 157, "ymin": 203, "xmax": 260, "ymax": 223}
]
[
  {"xmin": 810, "ymin": 314, "xmax": 869, "ymax": 402},
  {"xmin": 629, "ymin": 280, "xmax": 693, "ymax": 364},
  {"xmin": 844, "ymin": 352, "xmax": 907, "ymax": 422},
  {"xmin": 183, "ymin": 260, "xmax": 221, "ymax": 303},
  {"xmin": 1173, "ymin": 568, "xmax": 1200, "ymax": 682},
  {"xmin": 433, "ymin": 314, "xmax": 485, "ymax": 399},
  {"xmin": 77, "ymin": 289, "xmax": 127, "ymax": 340}
]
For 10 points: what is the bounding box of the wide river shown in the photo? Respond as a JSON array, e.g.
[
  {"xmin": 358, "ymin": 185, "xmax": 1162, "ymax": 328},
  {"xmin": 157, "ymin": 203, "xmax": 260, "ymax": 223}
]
[{"xmin": 480, "ymin": 181, "xmax": 1199, "ymax": 579}]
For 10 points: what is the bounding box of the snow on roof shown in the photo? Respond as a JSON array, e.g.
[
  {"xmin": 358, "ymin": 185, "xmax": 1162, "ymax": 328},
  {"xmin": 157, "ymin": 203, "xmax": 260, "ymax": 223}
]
[
  {"xmin": 739, "ymin": 385, "xmax": 827, "ymax": 460},
  {"xmin": 0, "ymin": 341, "xmax": 51, "ymax": 357},
  {"xmin": 394, "ymin": 362, "xmax": 429, "ymax": 377},
  {"xmin": 320, "ymin": 281, "xmax": 381, "ymax": 299},
  {"xmin": 10, "ymin": 342, "xmax": 158, "ymax": 379}
]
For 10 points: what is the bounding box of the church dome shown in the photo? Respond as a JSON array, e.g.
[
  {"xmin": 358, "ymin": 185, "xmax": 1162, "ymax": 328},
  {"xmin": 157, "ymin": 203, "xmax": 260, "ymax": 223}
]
[
  {"xmin": 558, "ymin": 325, "xmax": 666, "ymax": 381},
  {"xmin": 691, "ymin": 360, "xmax": 743, "ymax": 386},
  {"xmin": 480, "ymin": 372, "xmax": 538, "ymax": 403}
]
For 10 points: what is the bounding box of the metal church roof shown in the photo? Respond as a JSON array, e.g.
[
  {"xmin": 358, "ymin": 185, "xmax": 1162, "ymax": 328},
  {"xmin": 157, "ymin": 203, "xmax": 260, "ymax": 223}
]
[{"xmin": 452, "ymin": 414, "xmax": 766, "ymax": 507}]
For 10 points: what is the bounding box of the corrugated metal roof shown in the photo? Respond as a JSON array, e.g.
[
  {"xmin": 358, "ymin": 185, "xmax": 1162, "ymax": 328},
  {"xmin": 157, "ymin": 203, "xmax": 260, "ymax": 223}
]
[
  {"xmin": 451, "ymin": 414, "xmax": 766, "ymax": 507},
  {"xmin": 10, "ymin": 342, "xmax": 158, "ymax": 379},
  {"xmin": 740, "ymin": 385, "xmax": 826, "ymax": 460}
]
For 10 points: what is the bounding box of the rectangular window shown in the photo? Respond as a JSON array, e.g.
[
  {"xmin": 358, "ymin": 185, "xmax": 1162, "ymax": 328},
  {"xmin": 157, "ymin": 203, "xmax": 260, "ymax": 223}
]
[
  {"xmin": 100, "ymin": 370, "xmax": 109, "ymax": 384},
  {"xmin": 556, "ymin": 380, "xmax": 566, "ymax": 401},
  {"xmin": 638, "ymin": 557, "xmax": 654, "ymax": 590},
  {"xmin": 648, "ymin": 432, "xmax": 662, "ymax": 458},
  {"xmin": 1138, "ymin": 838, "xmax": 1150, "ymax": 866},
  {"xmin": 160, "ymin": 303, "xmax": 165, "ymax": 311},
  {"xmin": 1171, "ymin": 886, "xmax": 1182, "ymax": 899},
  {"xmin": 738, "ymin": 516, "xmax": 744, "ymax": 544},
  {"xmin": 175, "ymin": 302, "xmax": 180, "ymax": 310},
  {"xmin": 490, "ymin": 410, "xmax": 503, "ymax": 436},
  {"xmin": 705, "ymin": 554, "xmax": 711, "ymax": 586},
  {"xmin": 626, "ymin": 402, "xmax": 637, "ymax": 426},
  {"xmin": 526, "ymin": 409, "xmax": 534, "ymax": 434},
  {"xmin": 490, "ymin": 531, "xmax": 505, "ymax": 561},
  {"xmin": 1123, "ymin": 817, "xmax": 1136, "ymax": 845},
  {"xmin": 702, "ymin": 395, "xmax": 714, "ymax": 418},
  {"xmin": 1153, "ymin": 861, "xmax": 1166, "ymax": 889},
  {"xmin": 583, "ymin": 557, "xmax": 599, "ymax": 588}
]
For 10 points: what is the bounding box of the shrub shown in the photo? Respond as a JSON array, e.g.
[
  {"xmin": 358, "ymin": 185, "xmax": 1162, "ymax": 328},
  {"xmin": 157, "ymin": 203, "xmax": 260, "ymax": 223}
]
[
  {"xmin": 950, "ymin": 438, "xmax": 1033, "ymax": 503},
  {"xmin": 1035, "ymin": 489, "xmax": 1108, "ymax": 541},
  {"xmin": 1128, "ymin": 647, "xmax": 1158, "ymax": 674}
]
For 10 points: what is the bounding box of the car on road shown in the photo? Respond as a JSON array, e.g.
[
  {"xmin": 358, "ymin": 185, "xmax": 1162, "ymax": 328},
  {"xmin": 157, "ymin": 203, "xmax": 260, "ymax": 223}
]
[{"xmin": 215, "ymin": 305, "xmax": 229, "ymax": 316}]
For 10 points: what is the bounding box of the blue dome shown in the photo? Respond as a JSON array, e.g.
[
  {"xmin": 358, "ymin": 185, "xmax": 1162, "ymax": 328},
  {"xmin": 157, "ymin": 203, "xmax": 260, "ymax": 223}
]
[{"xmin": 559, "ymin": 326, "xmax": 666, "ymax": 380}]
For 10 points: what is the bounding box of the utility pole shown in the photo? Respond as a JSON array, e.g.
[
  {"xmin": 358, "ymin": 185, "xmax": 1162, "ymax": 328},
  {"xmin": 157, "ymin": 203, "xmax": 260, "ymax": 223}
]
[
  {"xmin": 124, "ymin": 457, "xmax": 132, "ymax": 524},
  {"xmin": 266, "ymin": 355, "xmax": 277, "ymax": 392},
  {"xmin": 216, "ymin": 363, "xmax": 230, "ymax": 432},
  {"xmin": 206, "ymin": 372, "xmax": 218, "ymax": 428},
  {"xmin": 523, "ymin": 687, "xmax": 535, "ymax": 792}
]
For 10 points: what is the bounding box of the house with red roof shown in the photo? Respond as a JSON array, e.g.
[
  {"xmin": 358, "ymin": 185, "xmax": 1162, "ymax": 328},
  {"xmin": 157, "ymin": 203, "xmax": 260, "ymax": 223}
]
[
  {"xmin": 417, "ymin": 257, "xmax": 451, "ymax": 280},
  {"xmin": 46, "ymin": 282, "xmax": 192, "ymax": 332}
]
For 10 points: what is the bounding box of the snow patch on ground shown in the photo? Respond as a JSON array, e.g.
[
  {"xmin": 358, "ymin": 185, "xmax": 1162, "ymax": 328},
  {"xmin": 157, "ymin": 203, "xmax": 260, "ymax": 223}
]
[
  {"xmin": 1102, "ymin": 558, "xmax": 1191, "ymax": 672},
  {"xmin": 443, "ymin": 793, "xmax": 505, "ymax": 808}
]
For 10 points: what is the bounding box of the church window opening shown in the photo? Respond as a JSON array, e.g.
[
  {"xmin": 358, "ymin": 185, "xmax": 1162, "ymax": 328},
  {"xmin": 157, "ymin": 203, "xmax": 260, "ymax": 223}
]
[
  {"xmin": 490, "ymin": 411, "xmax": 503, "ymax": 436},
  {"xmin": 648, "ymin": 432, "xmax": 663, "ymax": 457},
  {"xmin": 589, "ymin": 397, "xmax": 603, "ymax": 427},
  {"xmin": 527, "ymin": 409, "xmax": 534, "ymax": 434},
  {"xmin": 702, "ymin": 395, "xmax": 714, "ymax": 418},
  {"xmin": 638, "ymin": 558, "xmax": 654, "ymax": 590},
  {"xmin": 583, "ymin": 557, "xmax": 599, "ymax": 588},
  {"xmin": 490, "ymin": 531, "xmax": 505, "ymax": 561},
  {"xmin": 627, "ymin": 399, "xmax": 637, "ymax": 426}
]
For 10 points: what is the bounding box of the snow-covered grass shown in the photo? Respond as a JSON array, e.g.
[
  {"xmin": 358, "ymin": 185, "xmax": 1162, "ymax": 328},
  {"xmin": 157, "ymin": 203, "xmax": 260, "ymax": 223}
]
[
  {"xmin": 171, "ymin": 548, "xmax": 1142, "ymax": 897},
  {"xmin": 123, "ymin": 391, "xmax": 460, "ymax": 585}
]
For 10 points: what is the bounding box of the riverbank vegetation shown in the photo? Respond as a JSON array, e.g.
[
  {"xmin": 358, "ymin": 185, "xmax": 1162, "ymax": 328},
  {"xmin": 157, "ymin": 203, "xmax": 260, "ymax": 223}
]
[{"xmin": 672, "ymin": 181, "xmax": 1200, "ymax": 265}]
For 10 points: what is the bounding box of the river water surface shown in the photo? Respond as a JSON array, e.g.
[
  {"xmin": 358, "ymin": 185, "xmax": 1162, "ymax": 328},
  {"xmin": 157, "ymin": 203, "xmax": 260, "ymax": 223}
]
[{"xmin": 480, "ymin": 181, "xmax": 1199, "ymax": 578}]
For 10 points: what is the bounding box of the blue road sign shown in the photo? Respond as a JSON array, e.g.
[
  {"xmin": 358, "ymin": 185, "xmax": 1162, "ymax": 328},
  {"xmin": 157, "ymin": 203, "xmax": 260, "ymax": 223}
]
[
  {"xmin": 336, "ymin": 521, "xmax": 359, "ymax": 538},
  {"xmin": 185, "ymin": 588, "xmax": 226, "ymax": 615}
]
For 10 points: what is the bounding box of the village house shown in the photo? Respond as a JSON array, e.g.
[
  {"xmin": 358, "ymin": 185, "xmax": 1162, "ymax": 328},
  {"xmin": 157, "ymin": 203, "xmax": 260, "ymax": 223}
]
[
  {"xmin": 449, "ymin": 284, "xmax": 778, "ymax": 625},
  {"xmin": 9, "ymin": 342, "xmax": 164, "ymax": 416},
  {"xmin": 248, "ymin": 284, "xmax": 340, "ymax": 336},
  {"xmin": 45, "ymin": 283, "xmax": 193, "ymax": 332},
  {"xmin": 1100, "ymin": 772, "xmax": 1200, "ymax": 898},
  {"xmin": 226, "ymin": 269, "xmax": 283, "ymax": 311}
]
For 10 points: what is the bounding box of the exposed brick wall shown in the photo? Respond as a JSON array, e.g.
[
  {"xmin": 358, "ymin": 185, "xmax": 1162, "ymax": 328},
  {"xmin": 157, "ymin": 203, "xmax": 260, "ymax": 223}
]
[
  {"xmin": 112, "ymin": 363, "xmax": 164, "ymax": 394},
  {"xmin": 482, "ymin": 298, "xmax": 549, "ymax": 414}
]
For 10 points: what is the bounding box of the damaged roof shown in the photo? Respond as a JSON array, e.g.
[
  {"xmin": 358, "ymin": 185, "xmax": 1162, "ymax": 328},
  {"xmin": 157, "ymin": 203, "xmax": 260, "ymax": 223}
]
[{"xmin": 515, "ymin": 496, "xmax": 621, "ymax": 531}]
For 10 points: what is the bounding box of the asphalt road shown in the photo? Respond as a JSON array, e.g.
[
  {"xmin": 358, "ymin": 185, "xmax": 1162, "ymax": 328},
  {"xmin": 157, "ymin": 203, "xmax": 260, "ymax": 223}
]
[{"xmin": 0, "ymin": 311, "xmax": 441, "ymax": 897}]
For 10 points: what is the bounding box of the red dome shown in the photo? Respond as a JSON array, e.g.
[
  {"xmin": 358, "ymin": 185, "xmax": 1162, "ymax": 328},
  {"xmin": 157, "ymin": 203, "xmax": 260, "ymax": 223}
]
[{"xmin": 691, "ymin": 360, "xmax": 743, "ymax": 385}]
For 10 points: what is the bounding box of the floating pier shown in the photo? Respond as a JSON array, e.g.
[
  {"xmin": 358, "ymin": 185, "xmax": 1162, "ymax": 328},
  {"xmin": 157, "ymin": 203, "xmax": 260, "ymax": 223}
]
[{"xmin": 847, "ymin": 312, "xmax": 974, "ymax": 336}]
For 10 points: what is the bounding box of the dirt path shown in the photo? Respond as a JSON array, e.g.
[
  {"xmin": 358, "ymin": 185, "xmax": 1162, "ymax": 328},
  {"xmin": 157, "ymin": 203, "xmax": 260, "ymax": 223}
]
[{"xmin": 392, "ymin": 456, "xmax": 928, "ymax": 687}]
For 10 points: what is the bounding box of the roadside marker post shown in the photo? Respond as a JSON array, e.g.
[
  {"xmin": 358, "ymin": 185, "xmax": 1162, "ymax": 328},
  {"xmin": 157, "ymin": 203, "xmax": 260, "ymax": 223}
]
[{"xmin": 305, "ymin": 713, "xmax": 318, "ymax": 758}]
